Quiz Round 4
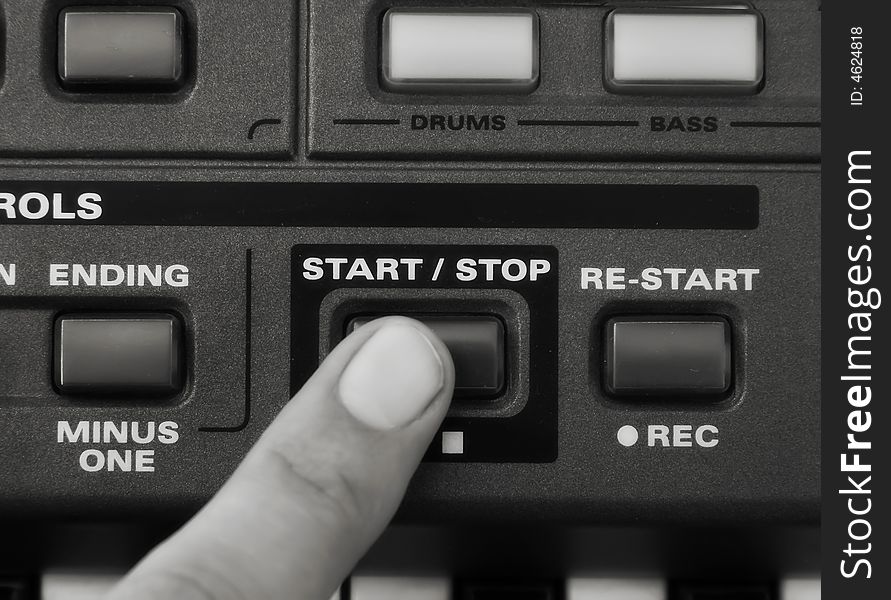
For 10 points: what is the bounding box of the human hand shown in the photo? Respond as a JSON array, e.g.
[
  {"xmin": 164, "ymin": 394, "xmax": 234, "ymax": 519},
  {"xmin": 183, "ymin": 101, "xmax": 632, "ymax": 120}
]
[{"xmin": 107, "ymin": 316, "xmax": 455, "ymax": 600}]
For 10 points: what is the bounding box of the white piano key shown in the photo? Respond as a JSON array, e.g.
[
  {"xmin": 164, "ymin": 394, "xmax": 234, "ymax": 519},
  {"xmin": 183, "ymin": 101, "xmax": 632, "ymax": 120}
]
[
  {"xmin": 349, "ymin": 575, "xmax": 451, "ymax": 600},
  {"xmin": 781, "ymin": 577, "xmax": 820, "ymax": 600},
  {"xmin": 41, "ymin": 571, "xmax": 122, "ymax": 600},
  {"xmin": 567, "ymin": 577, "xmax": 667, "ymax": 600}
]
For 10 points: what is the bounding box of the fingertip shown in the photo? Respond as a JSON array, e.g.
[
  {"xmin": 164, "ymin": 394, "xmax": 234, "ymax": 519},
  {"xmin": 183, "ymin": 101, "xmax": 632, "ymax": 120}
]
[
  {"xmin": 338, "ymin": 317, "xmax": 453, "ymax": 427},
  {"xmin": 347, "ymin": 315, "xmax": 455, "ymax": 375}
]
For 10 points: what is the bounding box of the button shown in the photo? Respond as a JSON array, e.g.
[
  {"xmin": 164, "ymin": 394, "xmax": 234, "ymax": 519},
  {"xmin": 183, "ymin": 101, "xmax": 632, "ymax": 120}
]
[
  {"xmin": 605, "ymin": 8, "xmax": 763, "ymax": 94},
  {"xmin": 347, "ymin": 315, "xmax": 505, "ymax": 399},
  {"xmin": 605, "ymin": 316, "xmax": 731, "ymax": 396},
  {"xmin": 54, "ymin": 313, "xmax": 182, "ymax": 395},
  {"xmin": 381, "ymin": 9, "xmax": 538, "ymax": 93},
  {"xmin": 58, "ymin": 8, "xmax": 185, "ymax": 88}
]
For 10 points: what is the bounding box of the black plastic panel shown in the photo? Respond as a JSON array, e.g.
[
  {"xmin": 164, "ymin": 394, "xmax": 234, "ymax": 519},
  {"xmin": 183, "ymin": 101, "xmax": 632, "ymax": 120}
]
[
  {"xmin": 0, "ymin": 0, "xmax": 294, "ymax": 157},
  {"xmin": 293, "ymin": 244, "xmax": 559, "ymax": 463},
  {"xmin": 0, "ymin": 0, "xmax": 820, "ymax": 557},
  {"xmin": 0, "ymin": 167, "xmax": 820, "ymax": 524},
  {"xmin": 308, "ymin": 0, "xmax": 819, "ymax": 160},
  {"xmin": 0, "ymin": 181, "xmax": 758, "ymax": 228}
]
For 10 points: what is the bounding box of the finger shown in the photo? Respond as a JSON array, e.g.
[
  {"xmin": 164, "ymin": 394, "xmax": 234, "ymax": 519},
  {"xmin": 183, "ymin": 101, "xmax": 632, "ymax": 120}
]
[{"xmin": 108, "ymin": 316, "xmax": 455, "ymax": 600}]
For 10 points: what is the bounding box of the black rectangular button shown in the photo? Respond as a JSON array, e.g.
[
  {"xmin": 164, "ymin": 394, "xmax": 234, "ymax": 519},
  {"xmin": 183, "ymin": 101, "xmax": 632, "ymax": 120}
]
[
  {"xmin": 54, "ymin": 313, "xmax": 182, "ymax": 395},
  {"xmin": 605, "ymin": 316, "xmax": 731, "ymax": 397},
  {"xmin": 347, "ymin": 315, "xmax": 505, "ymax": 399},
  {"xmin": 58, "ymin": 8, "xmax": 185, "ymax": 88}
]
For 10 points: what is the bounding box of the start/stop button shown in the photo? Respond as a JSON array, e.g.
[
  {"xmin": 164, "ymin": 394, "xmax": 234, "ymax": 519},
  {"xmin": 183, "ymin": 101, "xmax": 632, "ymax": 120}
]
[{"xmin": 347, "ymin": 315, "xmax": 505, "ymax": 400}]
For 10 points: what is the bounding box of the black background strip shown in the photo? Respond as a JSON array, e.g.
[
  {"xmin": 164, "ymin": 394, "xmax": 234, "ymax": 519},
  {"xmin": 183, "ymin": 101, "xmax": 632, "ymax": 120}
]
[
  {"xmin": 0, "ymin": 183, "xmax": 757, "ymax": 229},
  {"xmin": 823, "ymin": 1, "xmax": 889, "ymax": 598}
]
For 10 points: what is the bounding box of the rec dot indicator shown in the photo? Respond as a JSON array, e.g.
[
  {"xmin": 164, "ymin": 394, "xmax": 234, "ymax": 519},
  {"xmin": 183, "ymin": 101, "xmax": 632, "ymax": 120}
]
[{"xmin": 617, "ymin": 425, "xmax": 639, "ymax": 447}]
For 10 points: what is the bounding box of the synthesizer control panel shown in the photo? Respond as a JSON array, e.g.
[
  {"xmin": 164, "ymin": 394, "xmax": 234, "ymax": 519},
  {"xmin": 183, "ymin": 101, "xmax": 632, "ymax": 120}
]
[{"xmin": 0, "ymin": 0, "xmax": 820, "ymax": 584}]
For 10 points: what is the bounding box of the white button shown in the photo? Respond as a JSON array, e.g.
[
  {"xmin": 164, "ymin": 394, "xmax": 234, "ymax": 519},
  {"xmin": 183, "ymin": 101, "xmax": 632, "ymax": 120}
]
[
  {"xmin": 382, "ymin": 10, "xmax": 538, "ymax": 92},
  {"xmin": 606, "ymin": 9, "xmax": 763, "ymax": 93},
  {"xmin": 350, "ymin": 576, "xmax": 451, "ymax": 600}
]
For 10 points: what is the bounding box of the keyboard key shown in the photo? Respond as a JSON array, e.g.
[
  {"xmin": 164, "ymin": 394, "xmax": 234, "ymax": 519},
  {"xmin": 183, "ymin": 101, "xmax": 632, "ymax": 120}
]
[
  {"xmin": 381, "ymin": 9, "xmax": 538, "ymax": 92},
  {"xmin": 0, "ymin": 577, "xmax": 33, "ymax": 600},
  {"xmin": 41, "ymin": 571, "xmax": 122, "ymax": 600},
  {"xmin": 458, "ymin": 581, "xmax": 560, "ymax": 600},
  {"xmin": 349, "ymin": 576, "xmax": 451, "ymax": 600},
  {"xmin": 58, "ymin": 8, "xmax": 185, "ymax": 88},
  {"xmin": 779, "ymin": 577, "xmax": 819, "ymax": 600},
  {"xmin": 567, "ymin": 577, "xmax": 667, "ymax": 599},
  {"xmin": 674, "ymin": 583, "xmax": 774, "ymax": 600},
  {"xmin": 605, "ymin": 8, "xmax": 763, "ymax": 94}
]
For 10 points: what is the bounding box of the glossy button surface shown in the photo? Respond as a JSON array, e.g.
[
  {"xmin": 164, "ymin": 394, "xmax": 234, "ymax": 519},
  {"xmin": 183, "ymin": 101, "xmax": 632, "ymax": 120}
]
[
  {"xmin": 381, "ymin": 9, "xmax": 538, "ymax": 92},
  {"xmin": 606, "ymin": 8, "xmax": 763, "ymax": 94},
  {"xmin": 605, "ymin": 316, "xmax": 731, "ymax": 397},
  {"xmin": 58, "ymin": 8, "xmax": 184, "ymax": 87},
  {"xmin": 54, "ymin": 313, "xmax": 182, "ymax": 395}
]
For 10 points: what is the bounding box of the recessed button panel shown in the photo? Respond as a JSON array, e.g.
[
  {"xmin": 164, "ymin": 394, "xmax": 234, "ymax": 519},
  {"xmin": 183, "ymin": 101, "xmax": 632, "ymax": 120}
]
[
  {"xmin": 54, "ymin": 313, "xmax": 182, "ymax": 395},
  {"xmin": 605, "ymin": 316, "xmax": 731, "ymax": 397},
  {"xmin": 381, "ymin": 9, "xmax": 539, "ymax": 92},
  {"xmin": 348, "ymin": 315, "xmax": 505, "ymax": 399},
  {"xmin": 58, "ymin": 8, "xmax": 185, "ymax": 88},
  {"xmin": 605, "ymin": 9, "xmax": 763, "ymax": 94}
]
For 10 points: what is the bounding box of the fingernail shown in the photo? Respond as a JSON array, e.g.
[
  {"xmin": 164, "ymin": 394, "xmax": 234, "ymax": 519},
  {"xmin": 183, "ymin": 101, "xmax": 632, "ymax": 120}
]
[{"xmin": 338, "ymin": 323, "xmax": 445, "ymax": 430}]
